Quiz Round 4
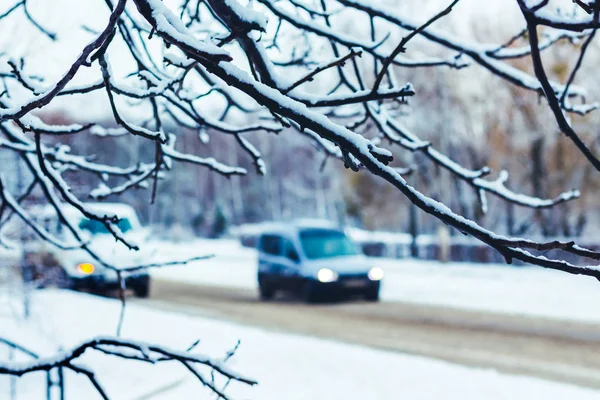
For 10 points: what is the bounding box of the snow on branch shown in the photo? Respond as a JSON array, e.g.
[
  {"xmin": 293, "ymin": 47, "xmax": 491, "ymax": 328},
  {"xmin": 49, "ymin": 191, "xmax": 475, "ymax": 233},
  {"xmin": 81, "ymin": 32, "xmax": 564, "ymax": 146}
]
[
  {"xmin": 369, "ymin": 106, "xmax": 581, "ymax": 210},
  {"xmin": 518, "ymin": 0, "xmax": 600, "ymax": 170},
  {"xmin": 0, "ymin": 336, "xmax": 256, "ymax": 400}
]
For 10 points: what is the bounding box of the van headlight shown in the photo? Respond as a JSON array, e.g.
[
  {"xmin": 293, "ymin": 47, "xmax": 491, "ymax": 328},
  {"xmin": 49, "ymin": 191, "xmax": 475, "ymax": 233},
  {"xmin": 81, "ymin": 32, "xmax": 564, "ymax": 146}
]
[
  {"xmin": 368, "ymin": 267, "xmax": 384, "ymax": 281},
  {"xmin": 317, "ymin": 268, "xmax": 338, "ymax": 283},
  {"xmin": 77, "ymin": 262, "xmax": 95, "ymax": 275}
]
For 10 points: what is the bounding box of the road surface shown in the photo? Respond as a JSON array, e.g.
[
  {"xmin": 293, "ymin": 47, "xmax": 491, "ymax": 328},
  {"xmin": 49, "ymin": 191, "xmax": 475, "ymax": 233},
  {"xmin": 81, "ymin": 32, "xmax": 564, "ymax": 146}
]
[{"xmin": 135, "ymin": 278, "xmax": 600, "ymax": 390}]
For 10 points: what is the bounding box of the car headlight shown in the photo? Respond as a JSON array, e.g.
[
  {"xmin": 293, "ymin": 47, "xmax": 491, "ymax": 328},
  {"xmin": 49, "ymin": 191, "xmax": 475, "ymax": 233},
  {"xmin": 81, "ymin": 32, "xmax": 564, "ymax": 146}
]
[
  {"xmin": 77, "ymin": 262, "xmax": 95, "ymax": 275},
  {"xmin": 368, "ymin": 267, "xmax": 384, "ymax": 281},
  {"xmin": 317, "ymin": 268, "xmax": 338, "ymax": 283}
]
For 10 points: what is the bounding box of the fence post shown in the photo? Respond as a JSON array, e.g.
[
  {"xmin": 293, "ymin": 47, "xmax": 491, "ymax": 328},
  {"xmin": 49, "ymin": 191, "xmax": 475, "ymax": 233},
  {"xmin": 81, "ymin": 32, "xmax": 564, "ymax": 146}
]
[
  {"xmin": 46, "ymin": 370, "xmax": 52, "ymax": 400},
  {"xmin": 59, "ymin": 367, "xmax": 65, "ymax": 400},
  {"xmin": 9, "ymin": 347, "xmax": 16, "ymax": 400},
  {"xmin": 44, "ymin": 367, "xmax": 66, "ymax": 400},
  {"xmin": 438, "ymin": 226, "xmax": 450, "ymax": 263}
]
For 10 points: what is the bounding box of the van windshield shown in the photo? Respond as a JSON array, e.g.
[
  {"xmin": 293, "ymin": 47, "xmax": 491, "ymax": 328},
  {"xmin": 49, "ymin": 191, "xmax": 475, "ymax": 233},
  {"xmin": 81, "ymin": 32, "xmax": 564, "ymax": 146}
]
[
  {"xmin": 299, "ymin": 229, "xmax": 359, "ymax": 259},
  {"xmin": 79, "ymin": 218, "xmax": 133, "ymax": 234}
]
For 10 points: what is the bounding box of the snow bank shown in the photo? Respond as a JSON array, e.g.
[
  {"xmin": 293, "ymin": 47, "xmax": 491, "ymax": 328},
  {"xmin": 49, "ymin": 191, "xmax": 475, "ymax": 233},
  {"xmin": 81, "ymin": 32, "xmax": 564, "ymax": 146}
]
[{"xmin": 378, "ymin": 259, "xmax": 600, "ymax": 323}]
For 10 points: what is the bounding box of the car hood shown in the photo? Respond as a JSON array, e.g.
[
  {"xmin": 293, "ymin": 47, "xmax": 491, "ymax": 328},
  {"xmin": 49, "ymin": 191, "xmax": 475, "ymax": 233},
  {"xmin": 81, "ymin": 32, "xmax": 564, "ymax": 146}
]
[
  {"xmin": 67, "ymin": 231, "xmax": 155, "ymax": 269},
  {"xmin": 303, "ymin": 254, "xmax": 372, "ymax": 275}
]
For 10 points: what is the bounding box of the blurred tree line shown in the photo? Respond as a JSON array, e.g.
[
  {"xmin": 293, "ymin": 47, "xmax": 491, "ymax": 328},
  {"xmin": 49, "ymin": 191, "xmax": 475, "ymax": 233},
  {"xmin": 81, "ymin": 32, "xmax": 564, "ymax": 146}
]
[{"xmin": 15, "ymin": 6, "xmax": 600, "ymax": 240}]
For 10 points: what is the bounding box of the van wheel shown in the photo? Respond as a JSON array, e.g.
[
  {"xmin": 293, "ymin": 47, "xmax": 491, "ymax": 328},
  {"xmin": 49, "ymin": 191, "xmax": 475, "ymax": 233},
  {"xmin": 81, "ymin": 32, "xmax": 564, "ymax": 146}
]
[
  {"xmin": 301, "ymin": 281, "xmax": 320, "ymax": 303},
  {"xmin": 365, "ymin": 287, "xmax": 380, "ymax": 302},
  {"xmin": 259, "ymin": 281, "xmax": 275, "ymax": 300},
  {"xmin": 54, "ymin": 268, "xmax": 74, "ymax": 289},
  {"xmin": 133, "ymin": 282, "xmax": 150, "ymax": 298},
  {"xmin": 132, "ymin": 276, "xmax": 151, "ymax": 298}
]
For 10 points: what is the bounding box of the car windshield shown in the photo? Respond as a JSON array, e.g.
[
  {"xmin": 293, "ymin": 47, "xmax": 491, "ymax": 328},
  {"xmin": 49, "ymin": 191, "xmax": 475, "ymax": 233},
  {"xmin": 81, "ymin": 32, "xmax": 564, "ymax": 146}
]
[
  {"xmin": 299, "ymin": 229, "xmax": 359, "ymax": 259},
  {"xmin": 78, "ymin": 218, "xmax": 133, "ymax": 234}
]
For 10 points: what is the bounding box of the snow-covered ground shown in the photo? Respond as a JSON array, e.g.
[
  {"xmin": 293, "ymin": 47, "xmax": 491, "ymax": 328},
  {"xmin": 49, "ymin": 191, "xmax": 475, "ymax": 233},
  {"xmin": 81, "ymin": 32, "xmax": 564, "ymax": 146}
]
[
  {"xmin": 2, "ymin": 290, "xmax": 600, "ymax": 400},
  {"xmin": 151, "ymin": 239, "xmax": 600, "ymax": 323}
]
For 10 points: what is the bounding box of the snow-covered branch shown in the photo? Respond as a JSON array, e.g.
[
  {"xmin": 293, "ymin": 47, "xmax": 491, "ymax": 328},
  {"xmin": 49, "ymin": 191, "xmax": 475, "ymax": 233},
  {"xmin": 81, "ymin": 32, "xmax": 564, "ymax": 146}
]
[
  {"xmin": 0, "ymin": 0, "xmax": 598, "ymax": 275},
  {"xmin": 0, "ymin": 336, "xmax": 256, "ymax": 400}
]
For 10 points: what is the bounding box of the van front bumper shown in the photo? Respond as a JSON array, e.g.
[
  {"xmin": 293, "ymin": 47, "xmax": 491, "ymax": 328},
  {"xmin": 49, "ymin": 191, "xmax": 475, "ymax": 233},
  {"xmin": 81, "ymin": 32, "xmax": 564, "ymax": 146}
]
[
  {"xmin": 72, "ymin": 273, "xmax": 149, "ymax": 290},
  {"xmin": 314, "ymin": 274, "xmax": 380, "ymax": 295}
]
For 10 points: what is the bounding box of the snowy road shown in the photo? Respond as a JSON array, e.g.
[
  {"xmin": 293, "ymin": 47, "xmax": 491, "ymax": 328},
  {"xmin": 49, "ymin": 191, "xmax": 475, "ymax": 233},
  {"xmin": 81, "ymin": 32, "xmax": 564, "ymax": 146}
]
[
  {"xmin": 151, "ymin": 239, "xmax": 600, "ymax": 323},
  {"xmin": 137, "ymin": 278, "xmax": 600, "ymax": 390}
]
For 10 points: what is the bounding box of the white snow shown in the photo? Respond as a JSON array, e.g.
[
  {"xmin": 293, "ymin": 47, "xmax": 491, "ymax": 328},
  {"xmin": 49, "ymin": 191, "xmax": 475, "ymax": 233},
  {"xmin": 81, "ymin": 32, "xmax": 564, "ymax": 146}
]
[
  {"xmin": 377, "ymin": 258, "xmax": 600, "ymax": 322},
  {"xmin": 147, "ymin": 0, "xmax": 230, "ymax": 59},
  {"xmin": 161, "ymin": 138, "xmax": 247, "ymax": 175},
  {"xmin": 151, "ymin": 238, "xmax": 600, "ymax": 323},
  {"xmin": 2, "ymin": 290, "xmax": 600, "ymax": 399},
  {"xmin": 221, "ymin": 0, "xmax": 269, "ymax": 31},
  {"xmin": 151, "ymin": 238, "xmax": 258, "ymax": 289}
]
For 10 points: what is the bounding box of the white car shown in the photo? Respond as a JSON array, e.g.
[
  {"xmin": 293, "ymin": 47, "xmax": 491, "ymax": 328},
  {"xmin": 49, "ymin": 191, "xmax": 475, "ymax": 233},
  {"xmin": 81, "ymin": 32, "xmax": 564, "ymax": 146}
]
[
  {"xmin": 20, "ymin": 202, "xmax": 152, "ymax": 297},
  {"xmin": 257, "ymin": 221, "xmax": 384, "ymax": 302}
]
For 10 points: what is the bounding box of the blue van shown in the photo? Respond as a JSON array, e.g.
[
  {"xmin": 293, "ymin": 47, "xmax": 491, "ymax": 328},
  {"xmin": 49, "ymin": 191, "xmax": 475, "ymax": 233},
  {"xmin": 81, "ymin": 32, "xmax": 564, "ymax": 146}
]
[{"xmin": 257, "ymin": 221, "xmax": 383, "ymax": 302}]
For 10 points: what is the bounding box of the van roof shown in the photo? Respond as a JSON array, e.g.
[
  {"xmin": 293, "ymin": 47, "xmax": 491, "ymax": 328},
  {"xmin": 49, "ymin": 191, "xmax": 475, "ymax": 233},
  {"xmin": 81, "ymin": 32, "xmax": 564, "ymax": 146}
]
[
  {"xmin": 257, "ymin": 219, "xmax": 342, "ymax": 236},
  {"xmin": 25, "ymin": 202, "xmax": 139, "ymax": 221}
]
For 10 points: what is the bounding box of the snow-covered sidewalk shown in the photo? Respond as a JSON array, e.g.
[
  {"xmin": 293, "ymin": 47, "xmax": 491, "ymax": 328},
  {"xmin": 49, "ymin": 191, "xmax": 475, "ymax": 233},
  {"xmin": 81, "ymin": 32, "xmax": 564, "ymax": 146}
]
[
  {"xmin": 2, "ymin": 290, "xmax": 600, "ymax": 400},
  {"xmin": 150, "ymin": 239, "xmax": 600, "ymax": 323}
]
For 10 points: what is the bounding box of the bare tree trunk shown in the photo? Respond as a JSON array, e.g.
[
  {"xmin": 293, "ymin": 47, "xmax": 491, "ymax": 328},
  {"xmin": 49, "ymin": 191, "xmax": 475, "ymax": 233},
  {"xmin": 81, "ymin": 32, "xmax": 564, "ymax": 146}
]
[
  {"xmin": 409, "ymin": 169, "xmax": 419, "ymax": 258},
  {"xmin": 228, "ymin": 139, "xmax": 244, "ymax": 224},
  {"xmin": 555, "ymin": 140, "xmax": 571, "ymax": 237},
  {"xmin": 315, "ymin": 163, "xmax": 327, "ymax": 219},
  {"xmin": 505, "ymin": 202, "xmax": 515, "ymax": 236},
  {"xmin": 409, "ymin": 202, "xmax": 419, "ymax": 258},
  {"xmin": 531, "ymin": 137, "xmax": 550, "ymax": 236}
]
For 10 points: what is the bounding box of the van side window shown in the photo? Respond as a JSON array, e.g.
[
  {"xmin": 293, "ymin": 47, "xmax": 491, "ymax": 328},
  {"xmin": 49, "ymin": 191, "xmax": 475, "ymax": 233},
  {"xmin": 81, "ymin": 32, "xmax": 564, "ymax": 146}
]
[
  {"xmin": 260, "ymin": 235, "xmax": 282, "ymax": 255},
  {"xmin": 283, "ymin": 240, "xmax": 300, "ymax": 262}
]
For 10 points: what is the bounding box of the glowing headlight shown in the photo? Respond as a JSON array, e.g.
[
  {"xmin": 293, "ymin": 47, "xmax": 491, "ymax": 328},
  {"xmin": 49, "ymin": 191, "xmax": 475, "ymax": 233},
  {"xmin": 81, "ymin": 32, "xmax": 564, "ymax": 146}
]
[
  {"xmin": 368, "ymin": 267, "xmax": 384, "ymax": 281},
  {"xmin": 317, "ymin": 268, "xmax": 338, "ymax": 283},
  {"xmin": 77, "ymin": 263, "xmax": 95, "ymax": 275}
]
